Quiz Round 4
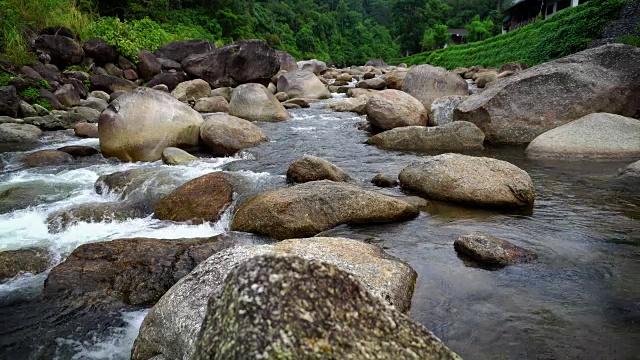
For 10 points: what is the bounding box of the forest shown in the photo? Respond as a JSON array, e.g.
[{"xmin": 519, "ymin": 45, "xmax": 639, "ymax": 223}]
[{"xmin": 0, "ymin": 0, "xmax": 500, "ymax": 66}]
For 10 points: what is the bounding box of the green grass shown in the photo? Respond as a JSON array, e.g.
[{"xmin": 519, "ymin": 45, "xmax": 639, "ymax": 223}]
[{"xmin": 391, "ymin": 0, "xmax": 632, "ymax": 69}]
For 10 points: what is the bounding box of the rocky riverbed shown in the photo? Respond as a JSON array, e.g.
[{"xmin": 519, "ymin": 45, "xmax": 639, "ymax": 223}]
[{"xmin": 0, "ymin": 34, "xmax": 639, "ymax": 359}]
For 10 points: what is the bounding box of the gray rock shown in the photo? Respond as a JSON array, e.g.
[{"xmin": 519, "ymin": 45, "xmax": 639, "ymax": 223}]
[
  {"xmin": 193, "ymin": 255, "xmax": 458, "ymax": 360},
  {"xmin": 199, "ymin": 114, "xmax": 268, "ymax": 156},
  {"xmin": 274, "ymin": 92, "xmax": 289, "ymax": 102},
  {"xmin": 364, "ymin": 89, "xmax": 427, "ymax": 130},
  {"xmin": 454, "ymin": 44, "xmax": 640, "ymax": 144},
  {"xmin": 366, "ymin": 122, "xmax": 485, "ymax": 152},
  {"xmin": 21, "ymin": 150, "xmax": 74, "ymax": 167},
  {"xmin": 79, "ymin": 97, "xmax": 109, "ymax": 112},
  {"xmin": 194, "ymin": 96, "xmax": 229, "ymax": 113},
  {"xmin": 152, "ymin": 84, "xmax": 170, "ymax": 93},
  {"xmin": 322, "ymin": 97, "xmax": 367, "ymax": 114},
  {"xmin": 454, "ymin": 233, "xmax": 537, "ymax": 266},
  {"xmin": 54, "ymin": 84, "xmax": 81, "ymax": 108},
  {"xmin": 525, "ymin": 113, "xmax": 640, "ymax": 159},
  {"xmin": 275, "ymin": 50, "xmax": 297, "ymax": 72},
  {"xmin": 429, "ymin": 95, "xmax": 468, "ymax": 126},
  {"xmin": 297, "ymin": 59, "xmax": 327, "ymax": 75},
  {"xmin": 619, "ymin": 160, "xmax": 640, "ymax": 178},
  {"xmin": 137, "ymin": 50, "xmax": 162, "ymax": 81},
  {"xmin": 210, "ymin": 87, "xmax": 232, "ymax": 102},
  {"xmin": 0, "ymin": 86, "xmax": 20, "ymax": 118},
  {"xmin": 33, "ymin": 34, "xmax": 84, "ymax": 68},
  {"xmin": 276, "ymin": 71, "xmax": 331, "ymax": 99},
  {"xmin": 399, "ymin": 153, "xmax": 535, "ymax": 209},
  {"xmin": 32, "ymin": 104, "xmax": 50, "ymax": 116},
  {"xmin": 475, "ymin": 72, "xmax": 497, "ymax": 88},
  {"xmin": 57, "ymin": 145, "xmax": 98, "ymax": 157},
  {"xmin": 74, "ymin": 122, "xmax": 98, "ymax": 138},
  {"xmin": 0, "ymin": 123, "xmax": 42, "ymax": 144},
  {"xmin": 19, "ymin": 101, "xmax": 38, "ymax": 118},
  {"xmin": 0, "ymin": 182, "xmax": 74, "ymax": 214},
  {"xmin": 161, "ymin": 147, "xmax": 197, "ymax": 165},
  {"xmin": 228, "ymin": 83, "xmax": 290, "ymax": 122},
  {"xmin": 131, "ymin": 237, "xmax": 420, "ymax": 360},
  {"xmin": 231, "ymin": 180, "xmax": 419, "ymax": 240},
  {"xmin": 89, "ymin": 75, "xmax": 137, "ymax": 94},
  {"xmin": 98, "ymin": 87, "xmax": 203, "ymax": 162},
  {"xmin": 89, "ymin": 90, "xmax": 110, "ymax": 102},
  {"xmin": 154, "ymin": 40, "xmax": 216, "ymax": 63},
  {"xmin": 104, "ymin": 63, "xmax": 124, "ymax": 78},
  {"xmin": 402, "ymin": 65, "xmax": 469, "ymax": 109},
  {"xmin": 171, "ymin": 79, "xmax": 211, "ymax": 102},
  {"xmin": 24, "ymin": 107, "xmax": 100, "ymax": 130},
  {"xmin": 356, "ymin": 77, "xmax": 386, "ymax": 90},
  {"xmin": 286, "ymin": 155, "xmax": 352, "ymax": 183},
  {"xmin": 371, "ymin": 173, "xmax": 398, "ymax": 188},
  {"xmin": 83, "ymin": 38, "xmax": 118, "ymax": 65}
]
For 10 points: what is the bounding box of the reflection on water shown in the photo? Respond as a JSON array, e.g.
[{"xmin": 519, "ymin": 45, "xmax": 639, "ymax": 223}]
[{"xmin": 1, "ymin": 103, "xmax": 639, "ymax": 359}]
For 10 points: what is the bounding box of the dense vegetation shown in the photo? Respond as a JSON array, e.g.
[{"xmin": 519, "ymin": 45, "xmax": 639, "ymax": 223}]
[
  {"xmin": 0, "ymin": 0, "xmax": 501, "ymax": 67},
  {"xmin": 392, "ymin": 0, "xmax": 634, "ymax": 69}
]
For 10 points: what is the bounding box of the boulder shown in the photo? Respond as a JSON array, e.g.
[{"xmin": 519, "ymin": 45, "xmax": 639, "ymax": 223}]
[
  {"xmin": 161, "ymin": 147, "xmax": 197, "ymax": 165},
  {"xmin": 356, "ymin": 77, "xmax": 386, "ymax": 90},
  {"xmin": 454, "ymin": 233, "xmax": 537, "ymax": 267},
  {"xmin": 371, "ymin": 173, "xmax": 398, "ymax": 188},
  {"xmin": 0, "ymin": 248, "xmax": 49, "ymax": 281},
  {"xmin": 54, "ymin": 84, "xmax": 81, "ymax": 107},
  {"xmin": 275, "ymin": 92, "xmax": 289, "ymax": 102},
  {"xmin": 146, "ymin": 72, "xmax": 188, "ymax": 91},
  {"xmin": 74, "ymin": 122, "xmax": 99, "ymax": 138},
  {"xmin": 231, "ymin": 180, "xmax": 419, "ymax": 239},
  {"xmin": 402, "ymin": 65, "xmax": 469, "ymax": 109},
  {"xmin": 0, "ymin": 183, "xmax": 74, "ymax": 214},
  {"xmin": 63, "ymin": 70, "xmax": 90, "ymax": 82},
  {"xmin": 322, "ymin": 96, "xmax": 367, "ymax": 114},
  {"xmin": 364, "ymin": 72, "xmax": 375, "ymax": 79},
  {"xmin": 211, "ymin": 87, "xmax": 233, "ymax": 102},
  {"xmin": 476, "ymin": 72, "xmax": 497, "ymax": 88},
  {"xmin": 228, "ymin": 83, "xmax": 290, "ymax": 122},
  {"xmin": 21, "ymin": 66, "xmax": 44, "ymax": 82},
  {"xmin": 89, "ymin": 90, "xmax": 110, "ymax": 102},
  {"xmin": 24, "ymin": 107, "xmax": 100, "ymax": 130},
  {"xmin": 79, "ymin": 97, "xmax": 108, "ymax": 112},
  {"xmin": 57, "ymin": 145, "xmax": 98, "ymax": 157},
  {"xmin": 154, "ymin": 40, "xmax": 216, "ymax": 63},
  {"xmin": 154, "ymin": 172, "xmax": 233, "ymax": 223},
  {"xmin": 137, "ymin": 50, "xmax": 162, "ymax": 81},
  {"xmin": 47, "ymin": 202, "xmax": 147, "ymax": 232},
  {"xmin": 347, "ymin": 88, "xmax": 376, "ymax": 99},
  {"xmin": 182, "ymin": 40, "xmax": 279, "ymax": 88},
  {"xmin": 429, "ymin": 95, "xmax": 468, "ymax": 126},
  {"xmin": 40, "ymin": 26, "xmax": 73, "ymax": 37},
  {"xmin": 21, "ymin": 150, "xmax": 74, "ymax": 167},
  {"xmin": 367, "ymin": 122, "xmax": 485, "ymax": 152},
  {"xmin": 381, "ymin": 70, "xmax": 407, "ymax": 90},
  {"xmin": 104, "ymin": 63, "xmax": 124, "ymax": 78},
  {"xmin": 194, "ymin": 96, "xmax": 229, "ymax": 113},
  {"xmin": 199, "ymin": 114, "xmax": 268, "ymax": 156},
  {"xmin": 399, "ymin": 153, "xmax": 535, "ymax": 209},
  {"xmin": 171, "ymin": 79, "xmax": 211, "ymax": 102},
  {"xmin": 364, "ymin": 89, "xmax": 428, "ymax": 130},
  {"xmin": 276, "ymin": 70, "xmax": 331, "ymax": 99},
  {"xmin": 193, "ymin": 255, "xmax": 459, "ymax": 360},
  {"xmin": 365, "ymin": 59, "xmax": 388, "ymax": 68},
  {"xmin": 297, "ymin": 59, "xmax": 327, "ymax": 75},
  {"xmin": 619, "ymin": 160, "xmax": 640, "ymax": 178},
  {"xmin": 131, "ymin": 236, "xmax": 420, "ymax": 360},
  {"xmin": 498, "ymin": 62, "xmax": 528, "ymax": 73},
  {"xmin": 158, "ymin": 58, "xmax": 182, "ymax": 71},
  {"xmin": 19, "ymin": 101, "xmax": 37, "ymax": 118},
  {"xmin": 33, "ymin": 63, "xmax": 62, "ymax": 84},
  {"xmin": 276, "ymin": 50, "xmax": 298, "ymax": 72},
  {"xmin": 124, "ymin": 69, "xmax": 138, "ymax": 81},
  {"xmin": 152, "ymin": 84, "xmax": 169, "ymax": 92},
  {"xmin": 38, "ymin": 88, "xmax": 64, "ymax": 110},
  {"xmin": 62, "ymin": 78, "xmax": 89, "ymax": 99},
  {"xmin": 33, "ymin": 104, "xmax": 50, "ymax": 116},
  {"xmin": 89, "ymin": 75, "xmax": 137, "ymax": 93},
  {"xmin": 525, "ymin": 113, "xmax": 640, "ymax": 159},
  {"xmin": 454, "ymin": 44, "xmax": 640, "ymax": 144},
  {"xmin": 0, "ymin": 86, "xmax": 20, "ymax": 117},
  {"xmin": 98, "ymin": 87, "xmax": 203, "ymax": 162},
  {"xmin": 82, "ymin": 38, "xmax": 118, "ymax": 65},
  {"xmin": 283, "ymin": 98, "xmax": 310, "ymax": 108},
  {"xmin": 33, "ymin": 35, "xmax": 84, "ymax": 68},
  {"xmin": 42, "ymin": 234, "xmax": 265, "ymax": 307},
  {"xmin": 286, "ymin": 156, "xmax": 352, "ymax": 183},
  {"xmin": 110, "ymin": 90, "xmax": 127, "ymax": 102},
  {"xmin": 0, "ymin": 123, "xmax": 42, "ymax": 145}
]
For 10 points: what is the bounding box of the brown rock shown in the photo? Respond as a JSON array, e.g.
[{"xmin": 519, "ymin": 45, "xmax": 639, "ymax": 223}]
[
  {"xmin": 199, "ymin": 114, "xmax": 268, "ymax": 156},
  {"xmin": 286, "ymin": 156, "xmax": 352, "ymax": 183},
  {"xmin": 21, "ymin": 150, "xmax": 74, "ymax": 167},
  {"xmin": 74, "ymin": 122, "xmax": 98, "ymax": 138},
  {"xmin": 454, "ymin": 233, "xmax": 537, "ymax": 266}
]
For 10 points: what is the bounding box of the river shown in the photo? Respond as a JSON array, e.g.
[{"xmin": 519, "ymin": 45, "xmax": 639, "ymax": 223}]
[{"xmin": 1, "ymin": 95, "xmax": 638, "ymax": 359}]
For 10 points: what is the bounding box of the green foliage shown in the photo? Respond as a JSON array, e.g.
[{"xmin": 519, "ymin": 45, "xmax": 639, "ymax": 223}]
[
  {"xmin": 66, "ymin": 64, "xmax": 92, "ymax": 72},
  {"xmin": 36, "ymin": 98, "xmax": 52, "ymax": 111},
  {"xmin": 0, "ymin": 72, "xmax": 14, "ymax": 86},
  {"xmin": 617, "ymin": 21, "xmax": 640, "ymax": 47},
  {"xmin": 465, "ymin": 15, "xmax": 494, "ymax": 42},
  {"xmin": 19, "ymin": 87, "xmax": 40, "ymax": 102},
  {"xmin": 36, "ymin": 79, "xmax": 50, "ymax": 90},
  {"xmin": 83, "ymin": 79, "xmax": 90, "ymax": 88},
  {"xmin": 393, "ymin": 0, "xmax": 631, "ymax": 69},
  {"xmin": 422, "ymin": 24, "xmax": 450, "ymax": 50}
]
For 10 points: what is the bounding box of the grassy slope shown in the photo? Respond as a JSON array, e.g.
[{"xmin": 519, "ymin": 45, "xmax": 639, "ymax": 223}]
[{"xmin": 391, "ymin": 0, "xmax": 631, "ymax": 69}]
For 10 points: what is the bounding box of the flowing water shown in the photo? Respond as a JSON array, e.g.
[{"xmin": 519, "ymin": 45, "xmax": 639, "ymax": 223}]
[{"xmin": 0, "ymin": 95, "xmax": 638, "ymax": 359}]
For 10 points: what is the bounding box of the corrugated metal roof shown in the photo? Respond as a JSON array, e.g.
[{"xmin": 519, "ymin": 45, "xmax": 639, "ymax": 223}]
[{"xmin": 501, "ymin": 0, "xmax": 529, "ymax": 11}]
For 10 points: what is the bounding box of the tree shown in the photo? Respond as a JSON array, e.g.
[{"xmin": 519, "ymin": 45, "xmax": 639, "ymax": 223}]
[
  {"xmin": 421, "ymin": 24, "xmax": 449, "ymax": 50},
  {"xmin": 465, "ymin": 15, "xmax": 493, "ymax": 42}
]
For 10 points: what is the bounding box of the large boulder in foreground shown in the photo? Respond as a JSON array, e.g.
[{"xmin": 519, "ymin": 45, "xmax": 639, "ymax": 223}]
[
  {"xmin": 154, "ymin": 172, "xmax": 233, "ymax": 224},
  {"xmin": 367, "ymin": 121, "xmax": 485, "ymax": 152},
  {"xmin": 402, "ymin": 65, "xmax": 468, "ymax": 109},
  {"xmin": 228, "ymin": 83, "xmax": 290, "ymax": 122},
  {"xmin": 194, "ymin": 255, "xmax": 459, "ymax": 360},
  {"xmin": 454, "ymin": 44, "xmax": 640, "ymax": 144},
  {"xmin": 154, "ymin": 40, "xmax": 215, "ymax": 63},
  {"xmin": 98, "ymin": 87, "xmax": 203, "ymax": 162},
  {"xmin": 286, "ymin": 156, "xmax": 352, "ymax": 183},
  {"xmin": 131, "ymin": 237, "xmax": 420, "ymax": 360},
  {"xmin": 182, "ymin": 40, "xmax": 279, "ymax": 88},
  {"xmin": 399, "ymin": 153, "xmax": 535, "ymax": 209},
  {"xmin": 231, "ymin": 180, "xmax": 418, "ymax": 239},
  {"xmin": 276, "ymin": 70, "xmax": 331, "ymax": 99},
  {"xmin": 525, "ymin": 113, "xmax": 640, "ymax": 159},
  {"xmin": 199, "ymin": 114, "xmax": 268, "ymax": 155},
  {"xmin": 364, "ymin": 89, "xmax": 428, "ymax": 130},
  {"xmin": 454, "ymin": 234, "xmax": 537, "ymax": 267}
]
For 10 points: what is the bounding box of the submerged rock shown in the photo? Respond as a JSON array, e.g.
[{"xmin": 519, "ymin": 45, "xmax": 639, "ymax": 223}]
[
  {"xmin": 154, "ymin": 172, "xmax": 233, "ymax": 224},
  {"xmin": 0, "ymin": 248, "xmax": 50, "ymax": 282},
  {"xmin": 21, "ymin": 150, "xmax": 73, "ymax": 167},
  {"xmin": 194, "ymin": 255, "xmax": 459, "ymax": 360},
  {"xmin": 161, "ymin": 147, "xmax": 197, "ymax": 165},
  {"xmin": 399, "ymin": 153, "xmax": 535, "ymax": 209},
  {"xmin": 57, "ymin": 145, "xmax": 99, "ymax": 157},
  {"xmin": 231, "ymin": 180, "xmax": 419, "ymax": 240},
  {"xmin": 525, "ymin": 113, "xmax": 640, "ymax": 159},
  {"xmin": 98, "ymin": 87, "xmax": 203, "ymax": 162},
  {"xmin": 454, "ymin": 44, "xmax": 640, "ymax": 143},
  {"xmin": 286, "ymin": 156, "xmax": 352, "ymax": 183},
  {"xmin": 131, "ymin": 236, "xmax": 420, "ymax": 360},
  {"xmin": 0, "ymin": 182, "xmax": 74, "ymax": 214},
  {"xmin": 371, "ymin": 173, "xmax": 398, "ymax": 188},
  {"xmin": 366, "ymin": 122, "xmax": 485, "ymax": 152},
  {"xmin": 364, "ymin": 89, "xmax": 428, "ymax": 130},
  {"xmin": 199, "ymin": 114, "xmax": 268, "ymax": 156},
  {"xmin": 454, "ymin": 233, "xmax": 538, "ymax": 266}
]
